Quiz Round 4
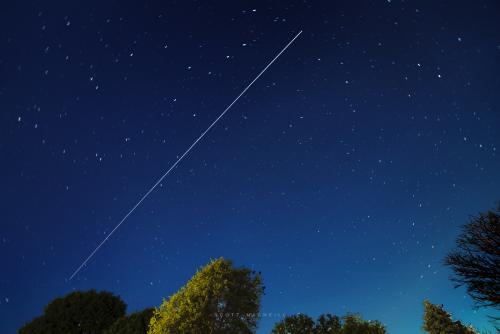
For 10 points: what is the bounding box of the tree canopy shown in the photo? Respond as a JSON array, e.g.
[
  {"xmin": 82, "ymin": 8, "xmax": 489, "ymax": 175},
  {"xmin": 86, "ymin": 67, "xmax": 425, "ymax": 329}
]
[
  {"xmin": 422, "ymin": 300, "xmax": 478, "ymax": 334},
  {"xmin": 444, "ymin": 204, "xmax": 500, "ymax": 308},
  {"xmin": 341, "ymin": 314, "xmax": 386, "ymax": 334},
  {"xmin": 271, "ymin": 314, "xmax": 316, "ymax": 333},
  {"xmin": 148, "ymin": 257, "xmax": 264, "ymax": 334},
  {"xmin": 19, "ymin": 290, "xmax": 126, "ymax": 334},
  {"xmin": 271, "ymin": 313, "xmax": 386, "ymax": 334},
  {"xmin": 104, "ymin": 308, "xmax": 154, "ymax": 334}
]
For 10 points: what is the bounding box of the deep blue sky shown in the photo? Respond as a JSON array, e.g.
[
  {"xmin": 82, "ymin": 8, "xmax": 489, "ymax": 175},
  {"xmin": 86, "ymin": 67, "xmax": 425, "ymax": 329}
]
[{"xmin": 1, "ymin": 1, "xmax": 499, "ymax": 333}]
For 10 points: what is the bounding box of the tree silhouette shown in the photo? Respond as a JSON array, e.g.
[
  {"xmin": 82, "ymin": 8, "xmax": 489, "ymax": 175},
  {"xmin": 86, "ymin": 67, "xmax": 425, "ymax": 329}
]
[
  {"xmin": 341, "ymin": 314, "xmax": 386, "ymax": 334},
  {"xmin": 104, "ymin": 308, "xmax": 154, "ymax": 334},
  {"xmin": 19, "ymin": 290, "xmax": 126, "ymax": 334},
  {"xmin": 422, "ymin": 300, "xmax": 478, "ymax": 334},
  {"xmin": 271, "ymin": 313, "xmax": 385, "ymax": 334},
  {"xmin": 314, "ymin": 314, "xmax": 342, "ymax": 333},
  {"xmin": 444, "ymin": 204, "xmax": 500, "ymax": 308},
  {"xmin": 271, "ymin": 314, "xmax": 315, "ymax": 334}
]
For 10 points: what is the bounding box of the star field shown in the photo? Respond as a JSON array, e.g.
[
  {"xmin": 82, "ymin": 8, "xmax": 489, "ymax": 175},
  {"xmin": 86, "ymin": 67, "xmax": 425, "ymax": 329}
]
[{"xmin": 1, "ymin": 1, "xmax": 499, "ymax": 333}]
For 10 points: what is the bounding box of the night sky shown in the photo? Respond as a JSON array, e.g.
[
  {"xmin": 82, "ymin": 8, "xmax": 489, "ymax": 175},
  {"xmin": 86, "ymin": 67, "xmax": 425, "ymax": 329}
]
[{"xmin": 1, "ymin": 1, "xmax": 499, "ymax": 333}]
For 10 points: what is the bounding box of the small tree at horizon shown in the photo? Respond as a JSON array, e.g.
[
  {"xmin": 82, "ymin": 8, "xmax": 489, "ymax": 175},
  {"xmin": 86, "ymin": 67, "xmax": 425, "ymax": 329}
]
[
  {"xmin": 271, "ymin": 314, "xmax": 316, "ymax": 334},
  {"xmin": 271, "ymin": 313, "xmax": 386, "ymax": 334},
  {"xmin": 315, "ymin": 314, "xmax": 342, "ymax": 333},
  {"xmin": 422, "ymin": 300, "xmax": 478, "ymax": 334},
  {"xmin": 342, "ymin": 314, "xmax": 386, "ymax": 334}
]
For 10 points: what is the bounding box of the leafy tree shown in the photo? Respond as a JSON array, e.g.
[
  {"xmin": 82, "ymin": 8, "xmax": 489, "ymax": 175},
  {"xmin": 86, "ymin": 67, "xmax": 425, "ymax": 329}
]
[
  {"xmin": 271, "ymin": 313, "xmax": 385, "ymax": 334},
  {"xmin": 444, "ymin": 204, "xmax": 500, "ymax": 308},
  {"xmin": 422, "ymin": 300, "xmax": 478, "ymax": 334},
  {"xmin": 19, "ymin": 290, "xmax": 126, "ymax": 334},
  {"xmin": 271, "ymin": 314, "xmax": 315, "ymax": 334},
  {"xmin": 314, "ymin": 314, "xmax": 341, "ymax": 334},
  {"xmin": 148, "ymin": 257, "xmax": 264, "ymax": 334},
  {"xmin": 18, "ymin": 316, "xmax": 53, "ymax": 334},
  {"xmin": 341, "ymin": 314, "xmax": 386, "ymax": 334},
  {"xmin": 105, "ymin": 308, "xmax": 154, "ymax": 334}
]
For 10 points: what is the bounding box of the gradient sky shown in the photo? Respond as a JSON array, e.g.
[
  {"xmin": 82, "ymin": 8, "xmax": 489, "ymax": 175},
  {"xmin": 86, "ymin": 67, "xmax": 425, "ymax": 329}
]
[{"xmin": 1, "ymin": 1, "xmax": 499, "ymax": 333}]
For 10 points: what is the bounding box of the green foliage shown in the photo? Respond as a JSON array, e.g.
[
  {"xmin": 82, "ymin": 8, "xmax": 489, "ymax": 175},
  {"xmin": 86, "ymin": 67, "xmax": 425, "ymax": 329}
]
[
  {"xmin": 422, "ymin": 300, "xmax": 478, "ymax": 334},
  {"xmin": 341, "ymin": 314, "xmax": 386, "ymax": 334},
  {"xmin": 315, "ymin": 314, "xmax": 342, "ymax": 334},
  {"xmin": 148, "ymin": 257, "xmax": 264, "ymax": 334},
  {"xmin": 105, "ymin": 308, "xmax": 154, "ymax": 334},
  {"xmin": 19, "ymin": 290, "xmax": 126, "ymax": 334},
  {"xmin": 271, "ymin": 314, "xmax": 316, "ymax": 334},
  {"xmin": 271, "ymin": 313, "xmax": 386, "ymax": 334}
]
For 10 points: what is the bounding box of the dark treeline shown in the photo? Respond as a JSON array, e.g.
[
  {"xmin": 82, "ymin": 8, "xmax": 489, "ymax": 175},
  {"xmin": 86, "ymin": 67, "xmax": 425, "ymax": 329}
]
[{"xmin": 20, "ymin": 204, "xmax": 499, "ymax": 334}]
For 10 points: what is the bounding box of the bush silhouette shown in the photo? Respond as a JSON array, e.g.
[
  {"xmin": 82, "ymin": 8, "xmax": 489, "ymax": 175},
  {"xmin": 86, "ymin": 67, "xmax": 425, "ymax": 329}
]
[
  {"xmin": 271, "ymin": 313, "xmax": 386, "ymax": 334},
  {"xmin": 104, "ymin": 308, "xmax": 154, "ymax": 334},
  {"xmin": 19, "ymin": 290, "xmax": 126, "ymax": 334}
]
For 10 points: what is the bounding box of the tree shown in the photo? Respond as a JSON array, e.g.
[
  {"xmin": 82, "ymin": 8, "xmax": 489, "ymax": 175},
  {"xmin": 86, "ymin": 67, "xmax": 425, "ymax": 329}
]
[
  {"xmin": 271, "ymin": 313, "xmax": 385, "ymax": 334},
  {"xmin": 314, "ymin": 314, "xmax": 341, "ymax": 334},
  {"xmin": 444, "ymin": 204, "xmax": 500, "ymax": 308},
  {"xmin": 341, "ymin": 314, "xmax": 386, "ymax": 334},
  {"xmin": 148, "ymin": 257, "xmax": 264, "ymax": 334},
  {"xmin": 422, "ymin": 300, "xmax": 478, "ymax": 334},
  {"xmin": 19, "ymin": 290, "xmax": 126, "ymax": 334},
  {"xmin": 271, "ymin": 314, "xmax": 315, "ymax": 334},
  {"xmin": 105, "ymin": 308, "xmax": 154, "ymax": 334}
]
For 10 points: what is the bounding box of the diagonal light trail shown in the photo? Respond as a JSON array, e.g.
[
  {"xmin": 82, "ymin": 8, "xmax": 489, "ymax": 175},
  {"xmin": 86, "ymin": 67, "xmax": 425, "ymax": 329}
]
[{"xmin": 68, "ymin": 30, "xmax": 303, "ymax": 281}]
